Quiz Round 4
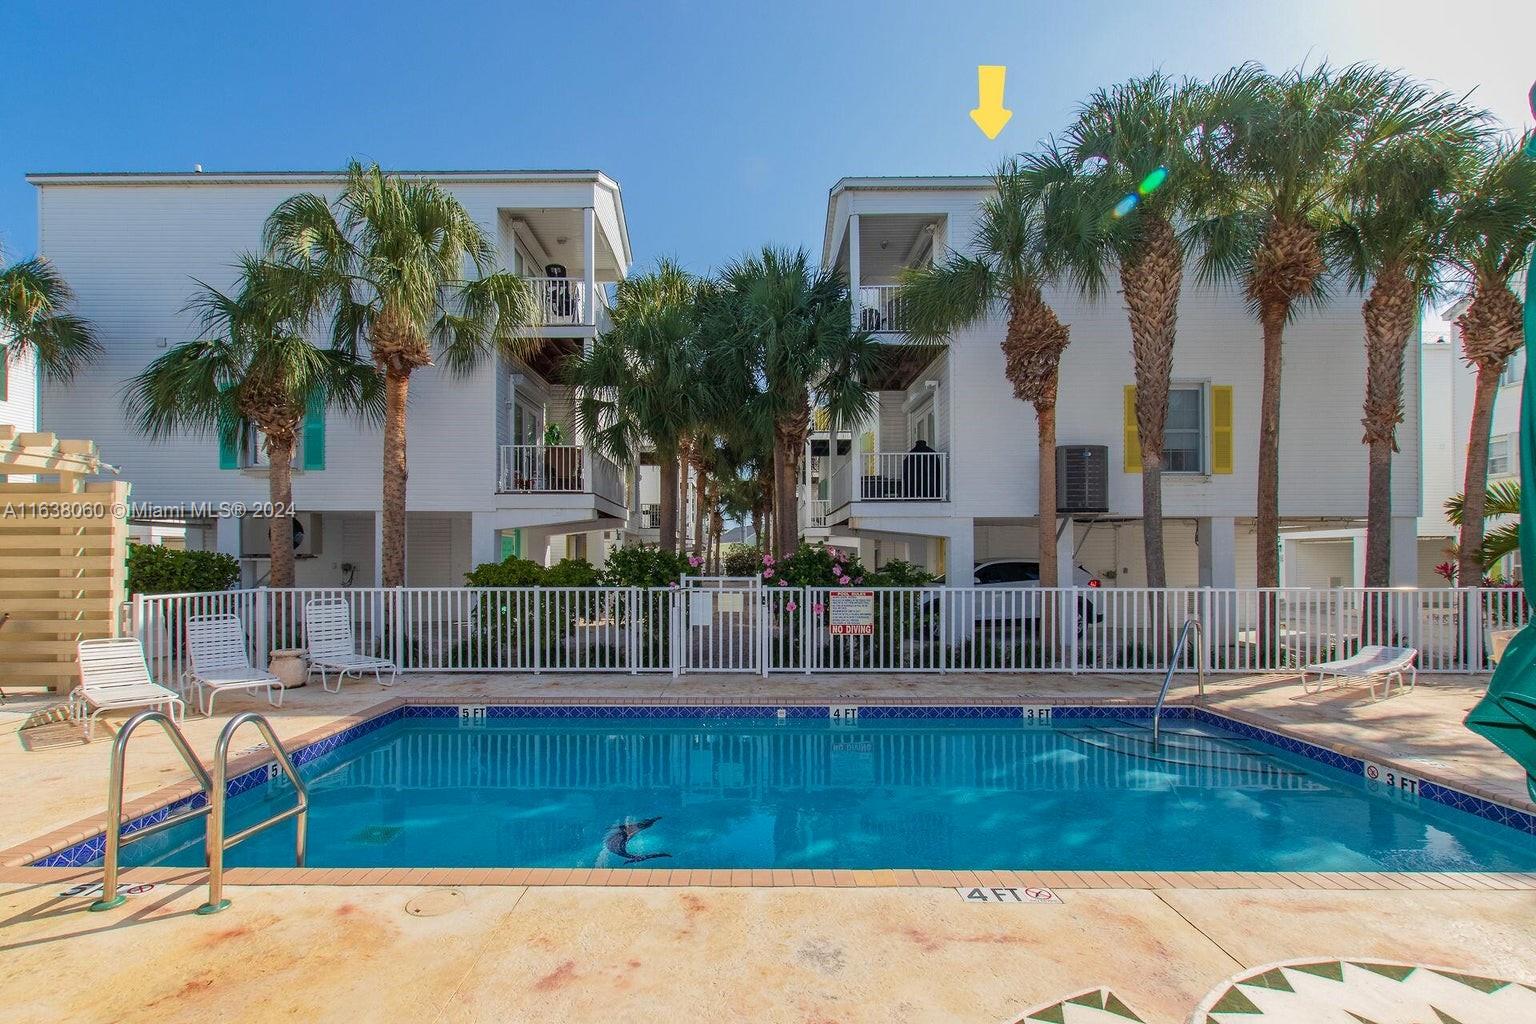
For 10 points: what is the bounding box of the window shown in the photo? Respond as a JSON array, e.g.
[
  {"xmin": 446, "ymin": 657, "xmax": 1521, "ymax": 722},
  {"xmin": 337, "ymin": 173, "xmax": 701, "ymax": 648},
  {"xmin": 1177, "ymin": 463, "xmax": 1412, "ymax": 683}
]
[
  {"xmin": 908, "ymin": 398, "xmax": 935, "ymax": 447},
  {"xmin": 1163, "ymin": 385, "xmax": 1206, "ymax": 473},
  {"xmin": 1489, "ymin": 434, "xmax": 1515, "ymax": 477},
  {"xmin": 1502, "ymin": 349, "xmax": 1525, "ymax": 388}
]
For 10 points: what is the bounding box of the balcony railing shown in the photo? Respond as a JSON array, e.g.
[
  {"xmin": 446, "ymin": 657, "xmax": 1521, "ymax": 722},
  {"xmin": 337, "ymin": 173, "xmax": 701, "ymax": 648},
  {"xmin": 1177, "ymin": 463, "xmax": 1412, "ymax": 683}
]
[
  {"xmin": 496, "ymin": 445, "xmax": 625, "ymax": 506},
  {"xmin": 857, "ymin": 450, "xmax": 948, "ymax": 501},
  {"xmin": 857, "ymin": 285, "xmax": 908, "ymax": 334},
  {"xmin": 524, "ymin": 277, "xmax": 595, "ymax": 327},
  {"xmin": 807, "ymin": 499, "xmax": 831, "ymax": 529},
  {"xmin": 638, "ymin": 503, "xmax": 661, "ymax": 530}
]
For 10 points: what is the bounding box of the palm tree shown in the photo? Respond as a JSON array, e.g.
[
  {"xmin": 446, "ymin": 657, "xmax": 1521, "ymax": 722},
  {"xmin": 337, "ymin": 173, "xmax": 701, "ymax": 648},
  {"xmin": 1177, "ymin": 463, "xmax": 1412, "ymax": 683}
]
[
  {"xmin": 1331, "ymin": 71, "xmax": 1487, "ymax": 586},
  {"xmin": 569, "ymin": 261, "xmax": 709, "ymax": 554},
  {"xmin": 1191, "ymin": 63, "xmax": 1380, "ymax": 589},
  {"xmin": 1445, "ymin": 132, "xmax": 1536, "ymax": 586},
  {"xmin": 1447, "ymin": 480, "xmax": 1522, "ymax": 575},
  {"xmin": 124, "ymin": 257, "xmax": 382, "ymax": 586},
  {"xmin": 901, "ymin": 161, "xmax": 1072, "ymax": 586},
  {"xmin": 711, "ymin": 248, "xmax": 878, "ymax": 558},
  {"xmin": 1044, "ymin": 70, "xmax": 1241, "ymax": 587},
  {"xmin": 0, "ymin": 249, "xmax": 101, "ymax": 382},
  {"xmin": 262, "ymin": 163, "xmax": 542, "ymax": 587}
]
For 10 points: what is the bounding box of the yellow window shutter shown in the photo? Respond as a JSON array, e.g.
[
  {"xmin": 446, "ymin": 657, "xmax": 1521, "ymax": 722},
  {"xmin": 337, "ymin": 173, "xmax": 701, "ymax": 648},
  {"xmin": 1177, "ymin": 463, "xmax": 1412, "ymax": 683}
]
[
  {"xmin": 1122, "ymin": 385, "xmax": 1140, "ymax": 473},
  {"xmin": 1211, "ymin": 385, "xmax": 1234, "ymax": 474}
]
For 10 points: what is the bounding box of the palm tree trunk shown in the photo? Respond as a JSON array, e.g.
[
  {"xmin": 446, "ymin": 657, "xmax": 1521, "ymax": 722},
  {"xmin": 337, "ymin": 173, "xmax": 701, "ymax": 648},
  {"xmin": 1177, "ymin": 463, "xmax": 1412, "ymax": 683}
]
[
  {"xmin": 1361, "ymin": 266, "xmax": 1416, "ymax": 588},
  {"xmin": 380, "ymin": 370, "xmax": 410, "ymax": 587},
  {"xmin": 1121, "ymin": 218, "xmax": 1181, "ymax": 590},
  {"xmin": 693, "ymin": 468, "xmax": 708, "ymax": 557},
  {"xmin": 1456, "ymin": 276, "xmax": 1525, "ymax": 585},
  {"xmin": 751, "ymin": 505, "xmax": 764, "ymax": 553},
  {"xmin": 266, "ymin": 434, "xmax": 297, "ymax": 588},
  {"xmin": 1036, "ymin": 392, "xmax": 1060, "ymax": 589},
  {"xmin": 772, "ymin": 431, "xmax": 799, "ymax": 558},
  {"xmin": 676, "ymin": 447, "xmax": 689, "ymax": 553},
  {"xmin": 657, "ymin": 455, "xmax": 680, "ymax": 554},
  {"xmin": 1255, "ymin": 298, "xmax": 1287, "ymax": 588},
  {"xmin": 1458, "ymin": 363, "xmax": 1500, "ymax": 585}
]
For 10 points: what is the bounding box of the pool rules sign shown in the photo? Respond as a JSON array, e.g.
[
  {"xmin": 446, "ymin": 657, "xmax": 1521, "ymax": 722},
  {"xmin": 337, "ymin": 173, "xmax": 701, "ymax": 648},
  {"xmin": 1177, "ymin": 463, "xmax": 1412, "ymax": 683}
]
[{"xmin": 827, "ymin": 590, "xmax": 875, "ymax": 636}]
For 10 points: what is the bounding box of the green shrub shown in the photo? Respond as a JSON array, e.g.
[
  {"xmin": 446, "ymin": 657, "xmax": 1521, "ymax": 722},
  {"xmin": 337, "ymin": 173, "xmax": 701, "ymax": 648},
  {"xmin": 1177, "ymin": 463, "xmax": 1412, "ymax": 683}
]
[
  {"xmin": 722, "ymin": 545, "xmax": 765, "ymax": 577},
  {"xmin": 543, "ymin": 557, "xmax": 602, "ymax": 588},
  {"xmin": 126, "ymin": 543, "xmax": 240, "ymax": 595},
  {"xmin": 600, "ymin": 545, "xmax": 696, "ymax": 588},
  {"xmin": 464, "ymin": 556, "xmax": 547, "ymax": 587},
  {"xmin": 866, "ymin": 558, "xmax": 938, "ymax": 587}
]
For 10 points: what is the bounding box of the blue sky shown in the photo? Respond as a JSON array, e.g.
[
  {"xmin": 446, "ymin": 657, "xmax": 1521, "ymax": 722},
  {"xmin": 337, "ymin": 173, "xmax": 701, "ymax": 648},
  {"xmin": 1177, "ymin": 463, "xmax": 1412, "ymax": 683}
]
[{"xmin": 2, "ymin": 0, "xmax": 1533, "ymax": 274}]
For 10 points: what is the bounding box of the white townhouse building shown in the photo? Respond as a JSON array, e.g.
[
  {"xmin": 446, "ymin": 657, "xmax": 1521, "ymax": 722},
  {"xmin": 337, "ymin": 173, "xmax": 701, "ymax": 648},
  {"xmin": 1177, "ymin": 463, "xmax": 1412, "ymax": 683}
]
[
  {"xmin": 29, "ymin": 169, "xmax": 635, "ymax": 586},
  {"xmin": 818, "ymin": 176, "xmax": 1424, "ymax": 589},
  {"xmin": 0, "ymin": 327, "xmax": 38, "ymax": 433}
]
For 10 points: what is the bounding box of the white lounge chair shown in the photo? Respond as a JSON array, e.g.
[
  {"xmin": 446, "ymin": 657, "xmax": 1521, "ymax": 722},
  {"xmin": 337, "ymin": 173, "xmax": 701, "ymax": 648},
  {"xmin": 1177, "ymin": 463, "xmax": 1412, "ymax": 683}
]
[
  {"xmin": 304, "ymin": 598, "xmax": 399, "ymax": 692},
  {"xmin": 71, "ymin": 637, "xmax": 186, "ymax": 739},
  {"xmin": 1300, "ymin": 645, "xmax": 1418, "ymax": 701},
  {"xmin": 185, "ymin": 614, "xmax": 283, "ymax": 716}
]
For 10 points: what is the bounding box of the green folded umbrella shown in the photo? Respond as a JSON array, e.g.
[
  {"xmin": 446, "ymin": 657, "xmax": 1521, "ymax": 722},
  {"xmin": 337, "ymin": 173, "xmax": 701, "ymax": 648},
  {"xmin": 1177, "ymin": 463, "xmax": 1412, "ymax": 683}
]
[{"xmin": 1465, "ymin": 84, "xmax": 1536, "ymax": 803}]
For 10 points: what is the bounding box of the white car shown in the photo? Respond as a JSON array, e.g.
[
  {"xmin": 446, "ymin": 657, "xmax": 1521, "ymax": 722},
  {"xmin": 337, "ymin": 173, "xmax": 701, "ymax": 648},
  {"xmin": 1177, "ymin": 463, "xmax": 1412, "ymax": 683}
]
[{"xmin": 926, "ymin": 559, "xmax": 1104, "ymax": 633}]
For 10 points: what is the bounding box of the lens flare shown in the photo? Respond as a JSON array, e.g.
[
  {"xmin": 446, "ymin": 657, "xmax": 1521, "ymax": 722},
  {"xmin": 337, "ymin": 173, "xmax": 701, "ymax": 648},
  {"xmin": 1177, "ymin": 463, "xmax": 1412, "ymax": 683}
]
[
  {"xmin": 1138, "ymin": 165, "xmax": 1169, "ymax": 196},
  {"xmin": 1112, "ymin": 194, "xmax": 1139, "ymax": 218}
]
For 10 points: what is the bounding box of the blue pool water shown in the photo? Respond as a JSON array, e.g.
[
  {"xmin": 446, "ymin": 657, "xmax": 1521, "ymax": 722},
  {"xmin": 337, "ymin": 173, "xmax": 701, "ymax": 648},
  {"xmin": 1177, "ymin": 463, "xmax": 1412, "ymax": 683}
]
[{"xmin": 115, "ymin": 716, "xmax": 1536, "ymax": 872}]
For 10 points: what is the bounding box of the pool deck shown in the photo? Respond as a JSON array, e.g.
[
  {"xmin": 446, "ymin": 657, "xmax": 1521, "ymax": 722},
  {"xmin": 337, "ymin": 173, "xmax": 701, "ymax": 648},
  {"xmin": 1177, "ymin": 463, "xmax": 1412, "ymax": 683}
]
[{"xmin": 3, "ymin": 670, "xmax": 1535, "ymax": 1023}]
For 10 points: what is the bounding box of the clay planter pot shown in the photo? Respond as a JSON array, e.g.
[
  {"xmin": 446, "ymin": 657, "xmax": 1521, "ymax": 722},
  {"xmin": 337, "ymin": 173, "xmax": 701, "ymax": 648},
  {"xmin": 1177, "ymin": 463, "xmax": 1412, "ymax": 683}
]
[{"xmin": 268, "ymin": 648, "xmax": 309, "ymax": 689}]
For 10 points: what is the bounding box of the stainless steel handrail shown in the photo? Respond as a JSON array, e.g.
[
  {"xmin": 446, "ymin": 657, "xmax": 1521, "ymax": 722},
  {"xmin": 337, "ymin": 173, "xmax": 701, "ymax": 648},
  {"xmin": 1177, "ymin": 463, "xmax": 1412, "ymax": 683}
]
[
  {"xmin": 197, "ymin": 712, "xmax": 309, "ymax": 915},
  {"xmin": 1151, "ymin": 617, "xmax": 1205, "ymax": 746},
  {"xmin": 89, "ymin": 710, "xmax": 214, "ymax": 912}
]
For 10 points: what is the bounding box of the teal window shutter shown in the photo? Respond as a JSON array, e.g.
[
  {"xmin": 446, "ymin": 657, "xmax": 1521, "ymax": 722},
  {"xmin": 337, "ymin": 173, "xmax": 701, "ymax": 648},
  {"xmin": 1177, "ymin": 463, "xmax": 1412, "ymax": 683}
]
[
  {"xmin": 302, "ymin": 391, "xmax": 326, "ymax": 470},
  {"xmin": 217, "ymin": 388, "xmax": 239, "ymax": 469},
  {"xmin": 500, "ymin": 529, "xmax": 523, "ymax": 560}
]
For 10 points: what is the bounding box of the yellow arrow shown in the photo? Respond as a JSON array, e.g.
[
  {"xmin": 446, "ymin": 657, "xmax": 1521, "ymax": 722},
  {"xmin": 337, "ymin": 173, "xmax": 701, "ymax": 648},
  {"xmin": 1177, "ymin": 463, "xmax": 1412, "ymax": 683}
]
[{"xmin": 970, "ymin": 65, "xmax": 1013, "ymax": 140}]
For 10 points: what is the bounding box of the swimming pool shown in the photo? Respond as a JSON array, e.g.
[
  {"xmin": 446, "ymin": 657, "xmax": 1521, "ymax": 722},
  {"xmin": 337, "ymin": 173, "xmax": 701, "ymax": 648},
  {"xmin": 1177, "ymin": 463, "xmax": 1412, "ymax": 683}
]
[{"xmin": 63, "ymin": 705, "xmax": 1536, "ymax": 874}]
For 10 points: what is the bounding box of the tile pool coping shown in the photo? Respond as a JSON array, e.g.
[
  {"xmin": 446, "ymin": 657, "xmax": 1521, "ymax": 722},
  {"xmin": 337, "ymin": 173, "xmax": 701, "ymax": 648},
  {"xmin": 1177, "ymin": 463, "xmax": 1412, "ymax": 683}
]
[{"xmin": 4, "ymin": 696, "xmax": 1535, "ymax": 892}]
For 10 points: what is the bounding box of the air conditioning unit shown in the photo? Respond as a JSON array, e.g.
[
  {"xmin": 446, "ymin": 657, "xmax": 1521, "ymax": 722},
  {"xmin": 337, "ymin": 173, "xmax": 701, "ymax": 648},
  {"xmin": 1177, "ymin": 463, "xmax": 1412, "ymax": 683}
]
[
  {"xmin": 240, "ymin": 512, "xmax": 323, "ymax": 558},
  {"xmin": 1056, "ymin": 445, "xmax": 1108, "ymax": 514}
]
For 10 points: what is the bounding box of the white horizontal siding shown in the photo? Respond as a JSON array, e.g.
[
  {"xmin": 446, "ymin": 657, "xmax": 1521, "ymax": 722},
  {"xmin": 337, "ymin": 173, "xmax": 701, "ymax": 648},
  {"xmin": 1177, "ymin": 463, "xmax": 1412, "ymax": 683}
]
[
  {"xmin": 34, "ymin": 178, "xmax": 623, "ymax": 515},
  {"xmin": 843, "ymin": 184, "xmax": 1423, "ymax": 523}
]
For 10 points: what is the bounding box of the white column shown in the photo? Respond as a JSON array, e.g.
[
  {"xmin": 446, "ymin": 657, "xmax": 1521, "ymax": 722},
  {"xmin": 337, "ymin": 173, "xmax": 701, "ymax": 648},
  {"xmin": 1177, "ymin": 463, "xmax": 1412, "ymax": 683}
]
[
  {"xmin": 1196, "ymin": 517, "xmax": 1237, "ymax": 589},
  {"xmin": 847, "ymin": 213, "xmax": 861, "ymax": 328},
  {"xmin": 1389, "ymin": 516, "xmax": 1418, "ymax": 587},
  {"xmin": 1351, "ymin": 534, "xmax": 1367, "ymax": 589},
  {"xmin": 944, "ymin": 518, "xmax": 975, "ymax": 643},
  {"xmin": 373, "ymin": 510, "xmax": 385, "ymax": 586},
  {"xmin": 214, "ymin": 515, "xmax": 241, "ymax": 558},
  {"xmin": 1054, "ymin": 518, "xmax": 1076, "ymax": 587},
  {"xmin": 581, "ymin": 207, "xmax": 596, "ymax": 327},
  {"xmin": 470, "ymin": 512, "xmax": 500, "ymax": 568}
]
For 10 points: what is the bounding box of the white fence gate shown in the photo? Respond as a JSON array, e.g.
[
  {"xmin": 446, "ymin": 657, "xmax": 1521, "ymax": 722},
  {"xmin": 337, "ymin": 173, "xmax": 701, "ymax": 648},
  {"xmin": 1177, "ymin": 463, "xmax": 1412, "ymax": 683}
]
[{"xmin": 128, "ymin": 584, "xmax": 1527, "ymax": 684}]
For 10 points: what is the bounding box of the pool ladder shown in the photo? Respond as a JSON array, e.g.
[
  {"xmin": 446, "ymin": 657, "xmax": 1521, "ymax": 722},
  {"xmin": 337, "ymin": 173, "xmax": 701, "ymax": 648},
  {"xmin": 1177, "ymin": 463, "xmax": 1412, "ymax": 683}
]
[
  {"xmin": 89, "ymin": 709, "xmax": 308, "ymax": 915},
  {"xmin": 1150, "ymin": 617, "xmax": 1205, "ymax": 746}
]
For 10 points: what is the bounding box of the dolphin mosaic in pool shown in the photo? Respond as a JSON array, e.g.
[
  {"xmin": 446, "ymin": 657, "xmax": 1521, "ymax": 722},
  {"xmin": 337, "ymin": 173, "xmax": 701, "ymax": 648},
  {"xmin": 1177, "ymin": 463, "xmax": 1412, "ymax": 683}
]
[{"xmin": 603, "ymin": 816, "xmax": 672, "ymax": 864}]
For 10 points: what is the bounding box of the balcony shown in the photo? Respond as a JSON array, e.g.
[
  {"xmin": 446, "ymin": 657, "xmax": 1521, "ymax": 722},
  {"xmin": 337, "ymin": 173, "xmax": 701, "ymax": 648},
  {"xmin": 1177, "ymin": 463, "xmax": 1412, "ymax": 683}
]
[
  {"xmin": 638, "ymin": 503, "xmax": 661, "ymax": 530},
  {"xmin": 522, "ymin": 277, "xmax": 611, "ymax": 328},
  {"xmin": 856, "ymin": 285, "xmax": 909, "ymax": 334},
  {"xmin": 827, "ymin": 450, "xmax": 949, "ymax": 512},
  {"xmin": 496, "ymin": 445, "xmax": 625, "ymax": 506},
  {"xmin": 807, "ymin": 499, "xmax": 831, "ymax": 529}
]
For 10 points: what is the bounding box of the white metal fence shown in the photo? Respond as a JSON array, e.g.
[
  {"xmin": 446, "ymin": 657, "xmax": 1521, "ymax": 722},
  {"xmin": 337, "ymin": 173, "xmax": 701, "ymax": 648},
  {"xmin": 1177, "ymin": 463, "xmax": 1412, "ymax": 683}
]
[
  {"xmin": 128, "ymin": 584, "xmax": 1527, "ymax": 683},
  {"xmin": 857, "ymin": 284, "xmax": 908, "ymax": 333}
]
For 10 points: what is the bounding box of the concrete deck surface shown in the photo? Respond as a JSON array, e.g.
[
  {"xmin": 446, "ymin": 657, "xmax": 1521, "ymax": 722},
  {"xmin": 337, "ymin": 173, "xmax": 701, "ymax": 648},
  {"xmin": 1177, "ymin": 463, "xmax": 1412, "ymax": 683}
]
[{"xmin": 2, "ymin": 669, "xmax": 1533, "ymax": 1023}]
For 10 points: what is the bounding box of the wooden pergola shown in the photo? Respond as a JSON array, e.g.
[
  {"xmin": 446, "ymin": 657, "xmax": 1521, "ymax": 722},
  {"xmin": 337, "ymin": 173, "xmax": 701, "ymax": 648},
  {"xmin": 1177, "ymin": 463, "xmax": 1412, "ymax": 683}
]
[{"xmin": 0, "ymin": 427, "xmax": 130, "ymax": 693}]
